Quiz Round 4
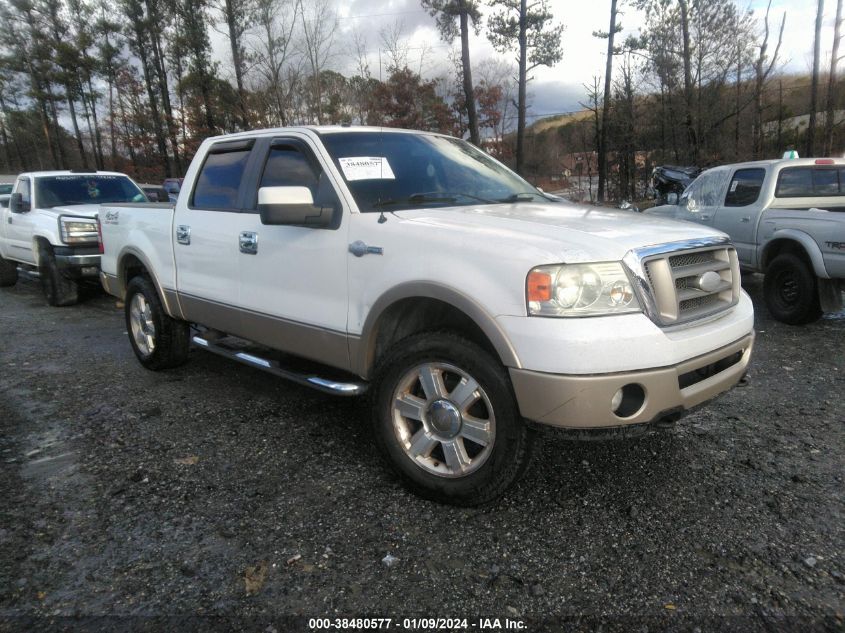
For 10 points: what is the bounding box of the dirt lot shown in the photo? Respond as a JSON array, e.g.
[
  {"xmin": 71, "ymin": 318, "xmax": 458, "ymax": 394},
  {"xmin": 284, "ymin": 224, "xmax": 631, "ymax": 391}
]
[{"xmin": 0, "ymin": 275, "xmax": 843, "ymax": 632}]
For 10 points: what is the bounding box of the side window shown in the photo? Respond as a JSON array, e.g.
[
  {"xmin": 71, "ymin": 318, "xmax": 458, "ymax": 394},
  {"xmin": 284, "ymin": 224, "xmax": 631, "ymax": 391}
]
[
  {"xmin": 699, "ymin": 170, "xmax": 728, "ymax": 207},
  {"xmin": 725, "ymin": 168, "xmax": 766, "ymax": 207},
  {"xmin": 776, "ymin": 168, "xmax": 814, "ymax": 197},
  {"xmin": 17, "ymin": 178, "xmax": 31, "ymax": 205},
  {"xmin": 192, "ymin": 147, "xmax": 252, "ymax": 209},
  {"xmin": 257, "ymin": 142, "xmax": 340, "ymax": 213}
]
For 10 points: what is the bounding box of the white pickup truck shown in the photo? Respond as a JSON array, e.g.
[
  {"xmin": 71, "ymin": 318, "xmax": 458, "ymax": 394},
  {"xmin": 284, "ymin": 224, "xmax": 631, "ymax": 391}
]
[
  {"xmin": 0, "ymin": 171, "xmax": 148, "ymax": 305},
  {"xmin": 648, "ymin": 157, "xmax": 845, "ymax": 324},
  {"xmin": 98, "ymin": 127, "xmax": 755, "ymax": 505}
]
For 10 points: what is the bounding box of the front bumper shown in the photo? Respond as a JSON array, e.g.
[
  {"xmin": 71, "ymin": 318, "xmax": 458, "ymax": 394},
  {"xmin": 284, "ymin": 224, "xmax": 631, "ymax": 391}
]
[
  {"xmin": 510, "ymin": 332, "xmax": 754, "ymax": 428},
  {"xmin": 53, "ymin": 247, "xmax": 100, "ymax": 277}
]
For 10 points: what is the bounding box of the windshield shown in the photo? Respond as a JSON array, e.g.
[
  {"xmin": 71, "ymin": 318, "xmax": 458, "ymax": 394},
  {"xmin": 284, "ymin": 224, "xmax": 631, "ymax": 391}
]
[
  {"xmin": 319, "ymin": 131, "xmax": 546, "ymax": 212},
  {"xmin": 35, "ymin": 175, "xmax": 147, "ymax": 208},
  {"xmin": 0, "ymin": 184, "xmax": 12, "ymax": 195}
]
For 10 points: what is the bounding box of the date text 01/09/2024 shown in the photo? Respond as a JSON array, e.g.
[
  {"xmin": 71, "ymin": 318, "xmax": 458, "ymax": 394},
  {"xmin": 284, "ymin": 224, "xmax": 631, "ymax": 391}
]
[{"xmin": 307, "ymin": 617, "xmax": 527, "ymax": 630}]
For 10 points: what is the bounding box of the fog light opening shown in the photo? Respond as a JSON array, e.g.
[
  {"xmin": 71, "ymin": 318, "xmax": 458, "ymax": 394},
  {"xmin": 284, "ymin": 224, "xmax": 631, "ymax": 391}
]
[{"xmin": 611, "ymin": 384, "xmax": 646, "ymax": 418}]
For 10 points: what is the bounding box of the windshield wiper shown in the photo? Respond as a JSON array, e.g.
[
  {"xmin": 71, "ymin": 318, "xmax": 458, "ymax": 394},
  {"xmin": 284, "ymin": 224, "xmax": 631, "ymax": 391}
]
[
  {"xmin": 373, "ymin": 191, "xmax": 496, "ymax": 208},
  {"xmin": 498, "ymin": 192, "xmax": 541, "ymax": 203}
]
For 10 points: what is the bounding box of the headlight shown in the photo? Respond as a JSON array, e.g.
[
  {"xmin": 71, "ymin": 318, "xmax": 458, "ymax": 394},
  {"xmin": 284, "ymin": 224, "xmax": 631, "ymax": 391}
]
[
  {"xmin": 59, "ymin": 216, "xmax": 99, "ymax": 245},
  {"xmin": 527, "ymin": 262, "xmax": 641, "ymax": 317}
]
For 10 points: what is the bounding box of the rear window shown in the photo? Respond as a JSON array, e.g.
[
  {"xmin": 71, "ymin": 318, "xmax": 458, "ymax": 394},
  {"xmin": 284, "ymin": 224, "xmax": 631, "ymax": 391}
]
[
  {"xmin": 725, "ymin": 168, "xmax": 765, "ymax": 207},
  {"xmin": 192, "ymin": 149, "xmax": 251, "ymax": 209},
  {"xmin": 776, "ymin": 167, "xmax": 844, "ymax": 197},
  {"xmin": 34, "ymin": 175, "xmax": 146, "ymax": 208}
]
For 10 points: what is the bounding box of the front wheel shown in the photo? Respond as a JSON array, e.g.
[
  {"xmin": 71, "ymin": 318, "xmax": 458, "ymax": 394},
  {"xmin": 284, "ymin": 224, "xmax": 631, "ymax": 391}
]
[
  {"xmin": 763, "ymin": 253, "xmax": 822, "ymax": 325},
  {"xmin": 125, "ymin": 276, "xmax": 190, "ymax": 370},
  {"xmin": 38, "ymin": 246, "xmax": 78, "ymax": 306},
  {"xmin": 371, "ymin": 332, "xmax": 534, "ymax": 506}
]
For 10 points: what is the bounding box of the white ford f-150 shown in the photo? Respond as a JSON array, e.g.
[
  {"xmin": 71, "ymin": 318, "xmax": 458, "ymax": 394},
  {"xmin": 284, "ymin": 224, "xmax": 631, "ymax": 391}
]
[
  {"xmin": 0, "ymin": 171, "xmax": 147, "ymax": 305},
  {"xmin": 648, "ymin": 157, "xmax": 845, "ymax": 324},
  {"xmin": 98, "ymin": 127, "xmax": 755, "ymax": 505}
]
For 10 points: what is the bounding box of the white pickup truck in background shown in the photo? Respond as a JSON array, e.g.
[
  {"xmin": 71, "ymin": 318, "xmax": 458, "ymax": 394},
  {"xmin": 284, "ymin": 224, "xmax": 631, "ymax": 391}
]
[
  {"xmin": 648, "ymin": 157, "xmax": 845, "ymax": 324},
  {"xmin": 98, "ymin": 127, "xmax": 755, "ymax": 505},
  {"xmin": 0, "ymin": 171, "xmax": 148, "ymax": 305}
]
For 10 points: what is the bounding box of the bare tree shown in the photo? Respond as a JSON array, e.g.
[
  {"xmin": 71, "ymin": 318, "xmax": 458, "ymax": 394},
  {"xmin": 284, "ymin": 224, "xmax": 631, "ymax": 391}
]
[
  {"xmin": 250, "ymin": 0, "xmax": 299, "ymax": 126},
  {"xmin": 594, "ymin": 0, "xmax": 622, "ymax": 201},
  {"xmin": 214, "ymin": 0, "xmax": 256, "ymax": 129},
  {"xmin": 300, "ymin": 0, "xmax": 338, "ymax": 124},
  {"xmin": 752, "ymin": 0, "xmax": 785, "ymax": 158},
  {"xmin": 825, "ymin": 0, "xmax": 843, "ymax": 155},
  {"xmin": 808, "ymin": 0, "xmax": 824, "ymax": 156}
]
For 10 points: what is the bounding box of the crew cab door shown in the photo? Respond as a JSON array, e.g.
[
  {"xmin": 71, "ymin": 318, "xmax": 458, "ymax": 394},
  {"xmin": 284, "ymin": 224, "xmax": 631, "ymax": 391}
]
[
  {"xmin": 174, "ymin": 138, "xmax": 257, "ymax": 328},
  {"xmin": 678, "ymin": 168, "xmax": 730, "ymax": 227},
  {"xmin": 235, "ymin": 135, "xmax": 351, "ymax": 370},
  {"xmin": 2, "ymin": 177, "xmax": 36, "ymax": 264},
  {"xmin": 711, "ymin": 167, "xmax": 767, "ymax": 267}
]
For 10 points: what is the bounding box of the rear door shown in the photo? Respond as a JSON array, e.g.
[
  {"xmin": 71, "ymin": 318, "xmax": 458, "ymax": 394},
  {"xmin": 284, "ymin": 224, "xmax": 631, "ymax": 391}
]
[
  {"xmin": 712, "ymin": 167, "xmax": 767, "ymax": 266},
  {"xmin": 174, "ymin": 138, "xmax": 258, "ymax": 331},
  {"xmin": 235, "ymin": 135, "xmax": 351, "ymax": 370}
]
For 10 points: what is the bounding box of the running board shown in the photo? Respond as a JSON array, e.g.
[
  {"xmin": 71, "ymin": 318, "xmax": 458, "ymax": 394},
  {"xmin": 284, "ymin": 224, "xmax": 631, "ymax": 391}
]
[
  {"xmin": 191, "ymin": 335, "xmax": 367, "ymax": 396},
  {"xmin": 16, "ymin": 266, "xmax": 40, "ymax": 280}
]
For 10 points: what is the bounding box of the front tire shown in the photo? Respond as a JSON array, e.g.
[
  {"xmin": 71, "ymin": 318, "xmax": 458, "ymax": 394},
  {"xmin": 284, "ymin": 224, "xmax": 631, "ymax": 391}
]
[
  {"xmin": 371, "ymin": 332, "xmax": 534, "ymax": 506},
  {"xmin": 764, "ymin": 253, "xmax": 822, "ymax": 325},
  {"xmin": 38, "ymin": 246, "xmax": 78, "ymax": 306},
  {"xmin": 0, "ymin": 253, "xmax": 17, "ymax": 287},
  {"xmin": 125, "ymin": 276, "xmax": 190, "ymax": 370}
]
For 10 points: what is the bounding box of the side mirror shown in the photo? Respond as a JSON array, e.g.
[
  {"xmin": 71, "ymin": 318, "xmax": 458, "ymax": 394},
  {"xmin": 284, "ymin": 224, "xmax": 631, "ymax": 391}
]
[
  {"xmin": 258, "ymin": 186, "xmax": 335, "ymax": 228},
  {"xmin": 9, "ymin": 192, "xmax": 27, "ymax": 213},
  {"xmin": 666, "ymin": 192, "xmax": 678, "ymax": 205}
]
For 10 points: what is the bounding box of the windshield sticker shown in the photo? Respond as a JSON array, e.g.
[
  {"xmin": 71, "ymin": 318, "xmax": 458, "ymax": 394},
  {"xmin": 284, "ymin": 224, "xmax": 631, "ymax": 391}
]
[
  {"xmin": 730, "ymin": 180, "xmax": 739, "ymax": 192},
  {"xmin": 338, "ymin": 157, "xmax": 396, "ymax": 181}
]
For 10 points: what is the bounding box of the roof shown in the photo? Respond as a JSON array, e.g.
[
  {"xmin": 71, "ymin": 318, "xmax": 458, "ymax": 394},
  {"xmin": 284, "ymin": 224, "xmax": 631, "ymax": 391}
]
[
  {"xmin": 17, "ymin": 170, "xmax": 133, "ymax": 179},
  {"xmin": 705, "ymin": 157, "xmax": 845, "ymax": 171},
  {"xmin": 201, "ymin": 125, "xmax": 446, "ymax": 144}
]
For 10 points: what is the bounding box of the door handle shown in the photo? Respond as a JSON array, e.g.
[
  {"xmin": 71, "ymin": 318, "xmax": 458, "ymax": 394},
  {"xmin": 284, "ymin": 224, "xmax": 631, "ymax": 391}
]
[
  {"xmin": 176, "ymin": 225, "xmax": 191, "ymax": 245},
  {"xmin": 699, "ymin": 214, "xmax": 711, "ymax": 220},
  {"xmin": 740, "ymin": 217, "xmax": 751, "ymax": 223},
  {"xmin": 239, "ymin": 231, "xmax": 258, "ymax": 255}
]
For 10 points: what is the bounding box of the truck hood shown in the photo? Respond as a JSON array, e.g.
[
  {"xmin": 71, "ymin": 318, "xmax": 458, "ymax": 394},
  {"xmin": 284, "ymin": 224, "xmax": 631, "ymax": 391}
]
[
  {"xmin": 393, "ymin": 201, "xmax": 726, "ymax": 263},
  {"xmin": 44, "ymin": 203, "xmax": 102, "ymax": 219}
]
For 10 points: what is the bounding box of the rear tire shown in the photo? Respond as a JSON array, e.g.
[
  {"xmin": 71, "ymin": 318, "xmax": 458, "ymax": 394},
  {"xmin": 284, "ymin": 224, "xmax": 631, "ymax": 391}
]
[
  {"xmin": 764, "ymin": 253, "xmax": 822, "ymax": 325},
  {"xmin": 0, "ymin": 253, "xmax": 17, "ymax": 287},
  {"xmin": 38, "ymin": 245, "xmax": 78, "ymax": 306},
  {"xmin": 125, "ymin": 276, "xmax": 190, "ymax": 370},
  {"xmin": 371, "ymin": 331, "xmax": 534, "ymax": 506}
]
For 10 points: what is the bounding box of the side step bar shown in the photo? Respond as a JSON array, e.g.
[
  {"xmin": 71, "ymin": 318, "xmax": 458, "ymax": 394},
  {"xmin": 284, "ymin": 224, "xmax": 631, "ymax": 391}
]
[
  {"xmin": 191, "ymin": 335, "xmax": 367, "ymax": 396},
  {"xmin": 16, "ymin": 266, "xmax": 40, "ymax": 280}
]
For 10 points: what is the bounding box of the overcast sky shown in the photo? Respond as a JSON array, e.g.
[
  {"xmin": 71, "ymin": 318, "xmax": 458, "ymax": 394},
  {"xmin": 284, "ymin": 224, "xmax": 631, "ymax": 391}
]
[{"xmin": 214, "ymin": 0, "xmax": 826, "ymax": 120}]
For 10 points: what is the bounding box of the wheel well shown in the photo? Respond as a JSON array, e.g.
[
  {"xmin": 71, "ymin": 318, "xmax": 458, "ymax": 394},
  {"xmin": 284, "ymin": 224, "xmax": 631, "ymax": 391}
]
[
  {"xmin": 370, "ymin": 298, "xmax": 500, "ymax": 372},
  {"xmin": 120, "ymin": 254, "xmax": 150, "ymax": 290},
  {"xmin": 761, "ymin": 239, "xmax": 811, "ymax": 272},
  {"xmin": 33, "ymin": 237, "xmax": 51, "ymax": 262}
]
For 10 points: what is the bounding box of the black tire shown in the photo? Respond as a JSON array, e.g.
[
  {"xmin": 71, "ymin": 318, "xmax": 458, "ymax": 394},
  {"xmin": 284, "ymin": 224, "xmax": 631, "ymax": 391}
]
[
  {"xmin": 763, "ymin": 253, "xmax": 822, "ymax": 325},
  {"xmin": 38, "ymin": 245, "xmax": 78, "ymax": 306},
  {"xmin": 0, "ymin": 253, "xmax": 17, "ymax": 287},
  {"xmin": 371, "ymin": 331, "xmax": 535, "ymax": 506},
  {"xmin": 125, "ymin": 276, "xmax": 190, "ymax": 370}
]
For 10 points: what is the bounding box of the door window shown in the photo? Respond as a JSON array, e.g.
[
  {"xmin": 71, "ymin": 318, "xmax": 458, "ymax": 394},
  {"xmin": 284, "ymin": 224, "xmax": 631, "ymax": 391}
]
[
  {"xmin": 776, "ymin": 166, "xmax": 844, "ymax": 197},
  {"xmin": 191, "ymin": 145, "xmax": 253, "ymax": 210},
  {"xmin": 17, "ymin": 178, "xmax": 31, "ymax": 206},
  {"xmin": 725, "ymin": 168, "xmax": 766, "ymax": 207}
]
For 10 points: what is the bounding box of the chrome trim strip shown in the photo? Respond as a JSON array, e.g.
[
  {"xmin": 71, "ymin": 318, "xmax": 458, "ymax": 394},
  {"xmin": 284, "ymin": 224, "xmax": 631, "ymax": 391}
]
[{"xmin": 55, "ymin": 254, "xmax": 101, "ymax": 267}]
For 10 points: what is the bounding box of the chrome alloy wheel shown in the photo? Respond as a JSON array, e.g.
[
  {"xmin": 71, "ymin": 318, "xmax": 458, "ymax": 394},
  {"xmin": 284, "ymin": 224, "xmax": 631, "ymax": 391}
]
[
  {"xmin": 391, "ymin": 362, "xmax": 495, "ymax": 478},
  {"xmin": 129, "ymin": 293, "xmax": 156, "ymax": 357}
]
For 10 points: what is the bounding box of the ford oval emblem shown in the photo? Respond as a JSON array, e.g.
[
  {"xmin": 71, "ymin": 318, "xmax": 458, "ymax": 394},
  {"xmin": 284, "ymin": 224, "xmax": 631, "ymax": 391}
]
[{"xmin": 697, "ymin": 271, "xmax": 722, "ymax": 293}]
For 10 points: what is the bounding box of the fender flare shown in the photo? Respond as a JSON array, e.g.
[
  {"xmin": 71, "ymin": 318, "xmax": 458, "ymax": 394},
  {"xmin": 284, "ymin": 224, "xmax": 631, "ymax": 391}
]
[
  {"xmin": 352, "ymin": 281, "xmax": 521, "ymax": 378},
  {"xmin": 760, "ymin": 229, "xmax": 829, "ymax": 279},
  {"xmin": 116, "ymin": 246, "xmax": 183, "ymax": 318}
]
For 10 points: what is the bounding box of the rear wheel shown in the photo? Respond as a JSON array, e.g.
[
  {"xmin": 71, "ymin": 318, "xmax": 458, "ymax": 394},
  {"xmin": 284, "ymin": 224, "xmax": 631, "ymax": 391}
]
[
  {"xmin": 38, "ymin": 245, "xmax": 78, "ymax": 306},
  {"xmin": 371, "ymin": 332, "xmax": 534, "ymax": 506},
  {"xmin": 125, "ymin": 276, "xmax": 190, "ymax": 370},
  {"xmin": 764, "ymin": 253, "xmax": 822, "ymax": 325},
  {"xmin": 0, "ymin": 253, "xmax": 17, "ymax": 287}
]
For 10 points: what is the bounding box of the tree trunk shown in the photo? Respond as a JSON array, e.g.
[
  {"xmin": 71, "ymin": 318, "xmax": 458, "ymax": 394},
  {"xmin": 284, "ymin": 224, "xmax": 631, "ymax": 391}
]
[
  {"xmin": 678, "ymin": 0, "xmax": 697, "ymax": 162},
  {"xmin": 807, "ymin": 0, "xmax": 824, "ymax": 157},
  {"xmin": 515, "ymin": 0, "xmax": 528, "ymax": 175},
  {"xmin": 597, "ymin": 0, "xmax": 617, "ymax": 202},
  {"xmin": 459, "ymin": 3, "xmax": 480, "ymax": 146},
  {"xmin": 225, "ymin": 0, "xmax": 250, "ymax": 129},
  {"xmin": 134, "ymin": 22, "xmax": 172, "ymax": 177},
  {"xmin": 825, "ymin": 0, "xmax": 843, "ymax": 155}
]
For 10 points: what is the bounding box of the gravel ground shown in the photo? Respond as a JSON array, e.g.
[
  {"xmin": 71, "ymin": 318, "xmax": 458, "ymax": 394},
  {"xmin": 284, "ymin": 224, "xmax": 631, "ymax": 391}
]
[{"xmin": 0, "ymin": 275, "xmax": 843, "ymax": 632}]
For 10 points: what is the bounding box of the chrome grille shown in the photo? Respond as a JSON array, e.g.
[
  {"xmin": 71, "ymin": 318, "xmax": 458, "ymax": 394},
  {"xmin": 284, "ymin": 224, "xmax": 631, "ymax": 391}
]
[{"xmin": 628, "ymin": 239, "xmax": 741, "ymax": 327}]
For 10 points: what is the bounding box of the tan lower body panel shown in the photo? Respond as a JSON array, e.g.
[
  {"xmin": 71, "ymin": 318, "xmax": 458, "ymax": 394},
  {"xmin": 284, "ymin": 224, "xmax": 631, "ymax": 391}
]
[{"xmin": 509, "ymin": 332, "xmax": 754, "ymax": 429}]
